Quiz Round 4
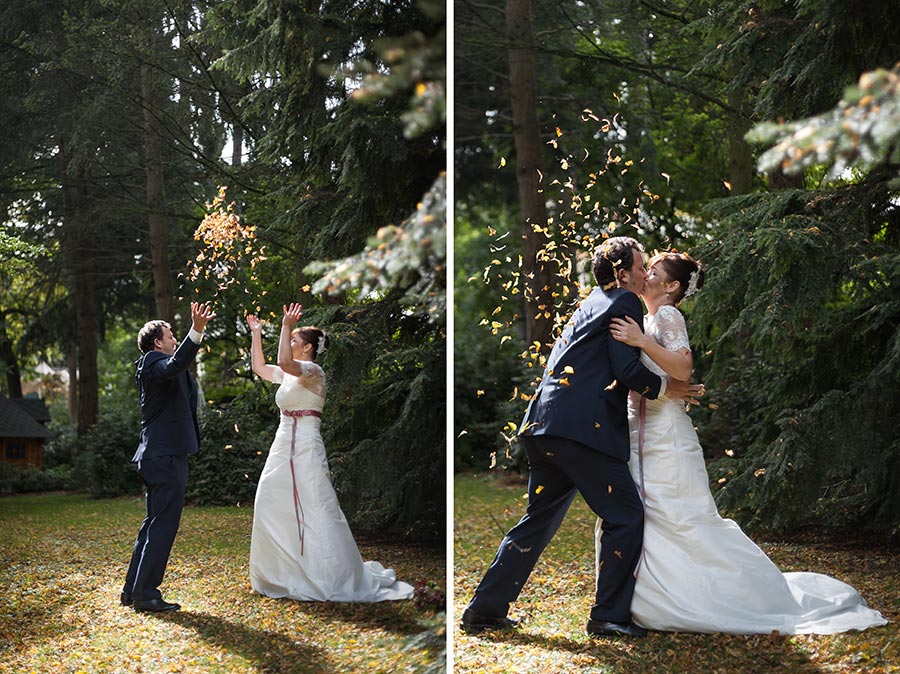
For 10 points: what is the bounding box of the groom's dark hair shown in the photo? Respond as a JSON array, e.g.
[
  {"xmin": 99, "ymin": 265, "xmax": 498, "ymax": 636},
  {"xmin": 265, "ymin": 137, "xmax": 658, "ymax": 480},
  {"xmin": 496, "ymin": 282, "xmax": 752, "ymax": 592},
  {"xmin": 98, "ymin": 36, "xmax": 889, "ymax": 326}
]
[
  {"xmin": 138, "ymin": 320, "xmax": 171, "ymax": 353},
  {"xmin": 592, "ymin": 236, "xmax": 644, "ymax": 288}
]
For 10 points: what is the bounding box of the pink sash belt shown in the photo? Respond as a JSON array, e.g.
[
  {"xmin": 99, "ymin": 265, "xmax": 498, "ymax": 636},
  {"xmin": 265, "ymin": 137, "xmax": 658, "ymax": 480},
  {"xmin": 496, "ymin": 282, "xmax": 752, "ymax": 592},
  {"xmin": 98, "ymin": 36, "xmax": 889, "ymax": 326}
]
[
  {"xmin": 634, "ymin": 396, "xmax": 647, "ymax": 579},
  {"xmin": 281, "ymin": 409, "xmax": 323, "ymax": 554}
]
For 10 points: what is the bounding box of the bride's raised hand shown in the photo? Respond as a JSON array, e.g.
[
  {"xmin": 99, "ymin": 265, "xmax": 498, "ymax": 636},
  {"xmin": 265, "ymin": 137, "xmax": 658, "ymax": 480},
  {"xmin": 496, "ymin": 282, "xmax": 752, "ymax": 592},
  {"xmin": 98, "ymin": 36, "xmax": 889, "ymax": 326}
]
[
  {"xmin": 610, "ymin": 315, "xmax": 647, "ymax": 348},
  {"xmin": 247, "ymin": 314, "xmax": 263, "ymax": 333},
  {"xmin": 282, "ymin": 302, "xmax": 303, "ymax": 327}
]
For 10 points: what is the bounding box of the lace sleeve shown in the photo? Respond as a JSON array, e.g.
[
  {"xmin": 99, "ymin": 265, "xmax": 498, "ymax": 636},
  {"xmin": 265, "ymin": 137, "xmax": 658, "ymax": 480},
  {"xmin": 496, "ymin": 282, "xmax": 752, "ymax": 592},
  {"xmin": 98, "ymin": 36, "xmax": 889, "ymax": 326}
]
[
  {"xmin": 271, "ymin": 366, "xmax": 284, "ymax": 384},
  {"xmin": 296, "ymin": 361, "xmax": 326, "ymax": 397},
  {"xmin": 296, "ymin": 360, "xmax": 324, "ymax": 381},
  {"xmin": 655, "ymin": 305, "xmax": 691, "ymax": 351}
]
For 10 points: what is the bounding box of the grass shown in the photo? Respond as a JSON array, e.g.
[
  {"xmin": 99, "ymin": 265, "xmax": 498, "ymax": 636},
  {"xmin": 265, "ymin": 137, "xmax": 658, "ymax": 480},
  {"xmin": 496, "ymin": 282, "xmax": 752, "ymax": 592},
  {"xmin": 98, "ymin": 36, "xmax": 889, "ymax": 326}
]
[
  {"xmin": 0, "ymin": 492, "xmax": 444, "ymax": 673},
  {"xmin": 454, "ymin": 473, "xmax": 899, "ymax": 674}
]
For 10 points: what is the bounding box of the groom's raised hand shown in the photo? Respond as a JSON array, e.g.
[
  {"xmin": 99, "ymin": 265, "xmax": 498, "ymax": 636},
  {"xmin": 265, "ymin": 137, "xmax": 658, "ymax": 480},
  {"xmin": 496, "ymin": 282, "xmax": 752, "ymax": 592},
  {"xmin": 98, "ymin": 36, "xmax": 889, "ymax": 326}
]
[{"xmin": 191, "ymin": 301, "xmax": 216, "ymax": 332}]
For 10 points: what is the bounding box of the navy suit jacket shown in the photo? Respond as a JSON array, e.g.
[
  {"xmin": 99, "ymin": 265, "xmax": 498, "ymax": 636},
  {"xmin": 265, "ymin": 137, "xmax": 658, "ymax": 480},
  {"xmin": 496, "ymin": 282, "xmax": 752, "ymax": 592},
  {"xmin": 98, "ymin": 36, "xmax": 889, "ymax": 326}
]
[
  {"xmin": 520, "ymin": 287, "xmax": 663, "ymax": 462},
  {"xmin": 131, "ymin": 335, "xmax": 201, "ymax": 462}
]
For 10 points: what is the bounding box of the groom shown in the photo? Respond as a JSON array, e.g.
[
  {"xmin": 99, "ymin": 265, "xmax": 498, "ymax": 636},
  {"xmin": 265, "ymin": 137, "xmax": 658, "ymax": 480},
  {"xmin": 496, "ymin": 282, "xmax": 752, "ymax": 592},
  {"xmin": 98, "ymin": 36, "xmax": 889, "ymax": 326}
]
[
  {"xmin": 121, "ymin": 301, "xmax": 215, "ymax": 612},
  {"xmin": 462, "ymin": 237, "xmax": 703, "ymax": 638}
]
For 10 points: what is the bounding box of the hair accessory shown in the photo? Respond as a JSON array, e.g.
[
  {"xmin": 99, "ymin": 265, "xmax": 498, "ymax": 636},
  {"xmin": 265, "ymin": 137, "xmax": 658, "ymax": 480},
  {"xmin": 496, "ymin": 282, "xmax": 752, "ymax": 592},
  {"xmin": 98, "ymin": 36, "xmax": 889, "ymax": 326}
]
[
  {"xmin": 684, "ymin": 268, "xmax": 701, "ymax": 298},
  {"xmin": 316, "ymin": 332, "xmax": 328, "ymax": 356}
]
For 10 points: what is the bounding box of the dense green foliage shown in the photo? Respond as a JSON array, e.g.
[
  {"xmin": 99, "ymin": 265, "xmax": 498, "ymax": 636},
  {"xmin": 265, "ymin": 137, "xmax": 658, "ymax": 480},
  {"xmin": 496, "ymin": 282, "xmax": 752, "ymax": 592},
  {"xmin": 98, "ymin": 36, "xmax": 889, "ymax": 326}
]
[
  {"xmin": 0, "ymin": 0, "xmax": 445, "ymax": 540},
  {"xmin": 455, "ymin": 0, "xmax": 900, "ymax": 536}
]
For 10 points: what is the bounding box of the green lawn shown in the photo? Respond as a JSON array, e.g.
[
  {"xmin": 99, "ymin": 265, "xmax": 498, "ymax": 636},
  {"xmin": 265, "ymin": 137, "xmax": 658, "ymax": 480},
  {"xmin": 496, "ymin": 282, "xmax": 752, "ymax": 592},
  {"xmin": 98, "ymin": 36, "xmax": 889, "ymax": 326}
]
[
  {"xmin": 454, "ymin": 473, "xmax": 898, "ymax": 674},
  {"xmin": 0, "ymin": 493, "xmax": 444, "ymax": 673}
]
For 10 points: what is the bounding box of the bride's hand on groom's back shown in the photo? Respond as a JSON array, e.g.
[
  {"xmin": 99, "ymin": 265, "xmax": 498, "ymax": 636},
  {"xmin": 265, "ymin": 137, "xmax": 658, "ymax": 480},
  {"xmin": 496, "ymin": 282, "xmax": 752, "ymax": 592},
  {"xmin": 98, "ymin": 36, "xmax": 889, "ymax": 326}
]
[{"xmin": 665, "ymin": 378, "xmax": 705, "ymax": 406}]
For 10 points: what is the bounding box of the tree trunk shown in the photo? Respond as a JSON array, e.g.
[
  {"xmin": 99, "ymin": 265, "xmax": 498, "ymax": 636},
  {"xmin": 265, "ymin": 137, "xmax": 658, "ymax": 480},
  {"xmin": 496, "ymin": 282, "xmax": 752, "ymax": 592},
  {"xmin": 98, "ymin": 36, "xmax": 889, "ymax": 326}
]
[
  {"xmin": 232, "ymin": 123, "xmax": 243, "ymax": 166},
  {"xmin": 72, "ymin": 232, "xmax": 99, "ymax": 438},
  {"xmin": 142, "ymin": 63, "xmax": 175, "ymax": 325},
  {"xmin": 727, "ymin": 89, "xmax": 753, "ymax": 195},
  {"xmin": 60, "ymin": 143, "xmax": 99, "ymax": 439},
  {"xmin": 0, "ymin": 313, "xmax": 23, "ymax": 398},
  {"xmin": 67, "ymin": 344, "xmax": 78, "ymax": 425},
  {"xmin": 506, "ymin": 0, "xmax": 553, "ymax": 351}
]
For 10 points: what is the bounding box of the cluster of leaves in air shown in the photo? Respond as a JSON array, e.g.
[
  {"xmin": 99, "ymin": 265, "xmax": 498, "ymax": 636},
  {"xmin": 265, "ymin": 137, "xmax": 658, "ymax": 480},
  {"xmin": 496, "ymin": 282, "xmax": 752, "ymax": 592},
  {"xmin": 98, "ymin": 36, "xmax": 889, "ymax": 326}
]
[
  {"xmin": 307, "ymin": 173, "xmax": 446, "ymax": 324},
  {"xmin": 749, "ymin": 64, "xmax": 900, "ymax": 183},
  {"xmin": 345, "ymin": 0, "xmax": 446, "ymax": 140},
  {"xmin": 182, "ymin": 186, "xmax": 267, "ymax": 310},
  {"xmin": 477, "ymin": 109, "xmax": 668, "ymax": 462}
]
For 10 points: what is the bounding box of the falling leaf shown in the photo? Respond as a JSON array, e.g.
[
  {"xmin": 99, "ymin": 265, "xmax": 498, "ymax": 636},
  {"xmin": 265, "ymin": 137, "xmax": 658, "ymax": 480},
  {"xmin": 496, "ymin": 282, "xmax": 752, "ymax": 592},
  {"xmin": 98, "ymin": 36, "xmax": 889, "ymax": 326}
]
[
  {"xmin": 476, "ymin": 390, "xmax": 485, "ymax": 397},
  {"xmin": 725, "ymin": 449, "xmax": 734, "ymax": 457},
  {"xmin": 563, "ymin": 365, "xmax": 575, "ymax": 374},
  {"xmin": 723, "ymin": 179, "xmax": 733, "ymax": 191},
  {"xmin": 535, "ymin": 485, "xmax": 544, "ymax": 494},
  {"xmin": 498, "ymin": 157, "xmax": 506, "ymax": 168},
  {"xmin": 608, "ymin": 485, "xmax": 613, "ymax": 494}
]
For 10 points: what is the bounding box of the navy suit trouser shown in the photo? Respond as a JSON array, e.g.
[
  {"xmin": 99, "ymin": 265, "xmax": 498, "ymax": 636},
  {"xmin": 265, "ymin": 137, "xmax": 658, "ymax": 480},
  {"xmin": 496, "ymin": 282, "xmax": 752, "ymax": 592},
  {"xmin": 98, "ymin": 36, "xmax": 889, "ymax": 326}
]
[
  {"xmin": 123, "ymin": 454, "xmax": 188, "ymax": 602},
  {"xmin": 468, "ymin": 435, "xmax": 644, "ymax": 623}
]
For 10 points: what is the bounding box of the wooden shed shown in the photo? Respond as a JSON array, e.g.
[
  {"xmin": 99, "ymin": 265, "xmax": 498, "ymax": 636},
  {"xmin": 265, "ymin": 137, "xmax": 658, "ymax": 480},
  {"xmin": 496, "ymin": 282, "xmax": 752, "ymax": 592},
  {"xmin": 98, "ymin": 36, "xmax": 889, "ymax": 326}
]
[{"xmin": 0, "ymin": 394, "xmax": 51, "ymax": 469}]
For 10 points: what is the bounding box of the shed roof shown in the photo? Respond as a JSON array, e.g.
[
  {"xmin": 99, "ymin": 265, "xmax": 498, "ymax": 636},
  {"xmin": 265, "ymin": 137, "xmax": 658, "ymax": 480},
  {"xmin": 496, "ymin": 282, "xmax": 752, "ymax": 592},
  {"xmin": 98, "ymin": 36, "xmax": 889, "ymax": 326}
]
[
  {"xmin": 0, "ymin": 394, "xmax": 52, "ymax": 439},
  {"xmin": 13, "ymin": 397, "xmax": 51, "ymax": 423}
]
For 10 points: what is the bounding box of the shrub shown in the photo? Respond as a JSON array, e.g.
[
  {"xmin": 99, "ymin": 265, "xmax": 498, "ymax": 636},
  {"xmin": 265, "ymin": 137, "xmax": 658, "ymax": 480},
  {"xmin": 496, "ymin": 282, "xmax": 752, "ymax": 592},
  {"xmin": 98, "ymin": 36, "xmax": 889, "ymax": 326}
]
[{"xmin": 0, "ymin": 463, "xmax": 73, "ymax": 493}]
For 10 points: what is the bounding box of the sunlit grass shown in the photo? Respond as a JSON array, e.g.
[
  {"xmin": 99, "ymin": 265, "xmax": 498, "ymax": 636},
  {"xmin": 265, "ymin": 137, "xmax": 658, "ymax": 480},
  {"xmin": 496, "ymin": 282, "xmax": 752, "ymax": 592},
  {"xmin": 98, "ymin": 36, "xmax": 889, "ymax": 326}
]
[
  {"xmin": 454, "ymin": 473, "xmax": 898, "ymax": 673},
  {"xmin": 1, "ymin": 493, "xmax": 444, "ymax": 673}
]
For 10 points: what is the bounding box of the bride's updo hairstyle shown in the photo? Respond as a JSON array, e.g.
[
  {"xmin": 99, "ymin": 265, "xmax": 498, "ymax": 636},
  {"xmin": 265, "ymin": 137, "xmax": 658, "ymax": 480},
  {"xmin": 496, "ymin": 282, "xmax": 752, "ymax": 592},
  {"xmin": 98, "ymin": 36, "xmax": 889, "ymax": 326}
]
[
  {"xmin": 649, "ymin": 251, "xmax": 705, "ymax": 305},
  {"xmin": 293, "ymin": 326, "xmax": 330, "ymax": 361},
  {"xmin": 591, "ymin": 236, "xmax": 645, "ymax": 289}
]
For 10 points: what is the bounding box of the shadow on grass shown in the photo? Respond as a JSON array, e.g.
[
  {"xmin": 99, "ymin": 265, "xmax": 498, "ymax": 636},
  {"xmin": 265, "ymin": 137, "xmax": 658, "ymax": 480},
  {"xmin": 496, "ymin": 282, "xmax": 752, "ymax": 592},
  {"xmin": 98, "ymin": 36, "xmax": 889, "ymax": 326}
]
[
  {"xmin": 460, "ymin": 627, "xmax": 823, "ymax": 673},
  {"xmin": 154, "ymin": 610, "xmax": 329, "ymax": 674},
  {"xmin": 275, "ymin": 597, "xmax": 427, "ymax": 636}
]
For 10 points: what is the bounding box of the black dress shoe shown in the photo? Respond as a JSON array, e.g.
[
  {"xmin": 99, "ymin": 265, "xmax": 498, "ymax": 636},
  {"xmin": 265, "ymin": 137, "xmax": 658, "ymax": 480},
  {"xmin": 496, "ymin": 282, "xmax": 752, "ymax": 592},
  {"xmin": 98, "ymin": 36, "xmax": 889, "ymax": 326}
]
[
  {"xmin": 120, "ymin": 592, "xmax": 133, "ymax": 607},
  {"xmin": 460, "ymin": 607, "xmax": 519, "ymax": 634},
  {"xmin": 586, "ymin": 619, "xmax": 648, "ymax": 638},
  {"xmin": 133, "ymin": 598, "xmax": 181, "ymax": 613}
]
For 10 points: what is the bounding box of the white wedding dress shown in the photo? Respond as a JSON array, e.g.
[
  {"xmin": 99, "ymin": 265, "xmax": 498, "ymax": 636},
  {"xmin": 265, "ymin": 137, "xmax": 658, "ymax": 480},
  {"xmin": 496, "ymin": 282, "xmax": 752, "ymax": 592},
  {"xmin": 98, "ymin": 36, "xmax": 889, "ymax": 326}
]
[
  {"xmin": 250, "ymin": 364, "xmax": 413, "ymax": 602},
  {"xmin": 595, "ymin": 305, "xmax": 887, "ymax": 634}
]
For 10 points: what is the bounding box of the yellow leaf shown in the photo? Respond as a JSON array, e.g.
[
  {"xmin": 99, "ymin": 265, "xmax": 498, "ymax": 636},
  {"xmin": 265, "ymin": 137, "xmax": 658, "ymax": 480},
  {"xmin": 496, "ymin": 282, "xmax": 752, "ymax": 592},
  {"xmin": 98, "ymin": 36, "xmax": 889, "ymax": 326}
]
[
  {"xmin": 535, "ymin": 485, "xmax": 544, "ymax": 494},
  {"xmin": 563, "ymin": 365, "xmax": 575, "ymax": 374},
  {"xmin": 476, "ymin": 390, "xmax": 485, "ymax": 397},
  {"xmin": 498, "ymin": 157, "xmax": 506, "ymax": 168}
]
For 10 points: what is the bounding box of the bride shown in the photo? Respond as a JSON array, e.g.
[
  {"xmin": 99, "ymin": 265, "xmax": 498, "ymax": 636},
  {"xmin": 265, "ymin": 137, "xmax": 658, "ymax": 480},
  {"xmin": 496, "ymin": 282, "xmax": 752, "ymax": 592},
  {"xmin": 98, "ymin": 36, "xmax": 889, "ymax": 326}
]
[
  {"xmin": 245, "ymin": 303, "xmax": 413, "ymax": 602},
  {"xmin": 601, "ymin": 251, "xmax": 886, "ymax": 634}
]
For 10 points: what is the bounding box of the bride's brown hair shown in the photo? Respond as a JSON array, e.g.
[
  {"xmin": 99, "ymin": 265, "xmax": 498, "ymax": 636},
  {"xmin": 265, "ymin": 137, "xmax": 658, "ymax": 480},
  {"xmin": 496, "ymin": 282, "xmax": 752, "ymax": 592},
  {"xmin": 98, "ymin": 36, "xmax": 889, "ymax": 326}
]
[
  {"xmin": 292, "ymin": 326, "xmax": 329, "ymax": 361},
  {"xmin": 648, "ymin": 251, "xmax": 704, "ymax": 304}
]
